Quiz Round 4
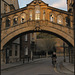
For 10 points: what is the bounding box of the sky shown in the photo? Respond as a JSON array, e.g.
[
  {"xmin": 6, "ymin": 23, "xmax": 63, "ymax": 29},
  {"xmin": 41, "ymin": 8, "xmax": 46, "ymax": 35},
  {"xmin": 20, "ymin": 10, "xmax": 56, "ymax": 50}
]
[{"xmin": 18, "ymin": 0, "xmax": 67, "ymax": 11}]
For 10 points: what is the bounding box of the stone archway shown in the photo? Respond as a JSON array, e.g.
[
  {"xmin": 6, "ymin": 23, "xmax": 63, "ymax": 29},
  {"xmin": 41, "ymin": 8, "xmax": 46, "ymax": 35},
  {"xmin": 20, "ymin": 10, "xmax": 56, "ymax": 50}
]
[{"xmin": 1, "ymin": 21, "xmax": 74, "ymax": 49}]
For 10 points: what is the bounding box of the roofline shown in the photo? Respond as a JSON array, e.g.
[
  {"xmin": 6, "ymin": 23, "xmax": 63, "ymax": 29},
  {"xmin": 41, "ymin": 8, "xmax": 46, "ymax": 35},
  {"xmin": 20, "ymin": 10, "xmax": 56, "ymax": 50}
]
[
  {"xmin": 2, "ymin": 0, "xmax": 72, "ymax": 17},
  {"xmin": 2, "ymin": 0, "xmax": 10, "ymax": 6},
  {"xmin": 26, "ymin": 0, "xmax": 48, "ymax": 7},
  {"xmin": 48, "ymin": 6, "xmax": 71, "ymax": 15},
  {"xmin": 17, "ymin": 0, "xmax": 19, "ymax": 8},
  {"xmin": 2, "ymin": 0, "xmax": 19, "ymax": 9},
  {"xmin": 2, "ymin": 7, "xmax": 27, "ymax": 17}
]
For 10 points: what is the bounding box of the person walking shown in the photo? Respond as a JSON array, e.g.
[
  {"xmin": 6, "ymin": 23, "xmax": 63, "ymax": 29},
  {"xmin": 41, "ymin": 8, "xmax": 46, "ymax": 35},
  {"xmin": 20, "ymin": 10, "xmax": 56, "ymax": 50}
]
[{"xmin": 51, "ymin": 52, "xmax": 57, "ymax": 67}]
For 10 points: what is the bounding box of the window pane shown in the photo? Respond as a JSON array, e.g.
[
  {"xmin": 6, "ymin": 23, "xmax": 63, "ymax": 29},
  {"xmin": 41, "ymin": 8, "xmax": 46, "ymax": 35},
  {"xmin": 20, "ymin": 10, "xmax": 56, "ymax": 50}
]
[
  {"xmin": 21, "ymin": 13, "xmax": 26, "ymax": 23},
  {"xmin": 30, "ymin": 10, "xmax": 32, "ymax": 20},
  {"xmin": 25, "ymin": 47, "xmax": 28, "ymax": 55},
  {"xmin": 35, "ymin": 5, "xmax": 40, "ymax": 20},
  {"xmin": 9, "ymin": 50, "xmax": 12, "ymax": 56},
  {"xmin": 13, "ymin": 16, "xmax": 18, "ymax": 25},
  {"xmin": 50, "ymin": 14, "xmax": 54, "ymax": 22},
  {"xmin": 43, "ymin": 10, "xmax": 45, "ymax": 20},
  {"xmin": 6, "ymin": 18, "xmax": 10, "ymax": 27},
  {"xmin": 57, "ymin": 15, "xmax": 63, "ymax": 24},
  {"xmin": 25, "ymin": 34, "xmax": 27, "ymax": 41}
]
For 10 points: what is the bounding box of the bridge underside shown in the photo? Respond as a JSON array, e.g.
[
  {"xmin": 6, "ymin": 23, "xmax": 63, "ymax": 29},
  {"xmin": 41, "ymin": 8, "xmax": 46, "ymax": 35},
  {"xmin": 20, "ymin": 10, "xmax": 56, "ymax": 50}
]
[{"xmin": 1, "ymin": 21, "xmax": 74, "ymax": 49}]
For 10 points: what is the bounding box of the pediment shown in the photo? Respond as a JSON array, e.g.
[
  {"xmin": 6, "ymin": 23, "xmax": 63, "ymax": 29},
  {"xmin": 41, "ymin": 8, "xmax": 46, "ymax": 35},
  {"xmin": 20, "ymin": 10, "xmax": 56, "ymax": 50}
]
[{"xmin": 27, "ymin": 0, "xmax": 48, "ymax": 7}]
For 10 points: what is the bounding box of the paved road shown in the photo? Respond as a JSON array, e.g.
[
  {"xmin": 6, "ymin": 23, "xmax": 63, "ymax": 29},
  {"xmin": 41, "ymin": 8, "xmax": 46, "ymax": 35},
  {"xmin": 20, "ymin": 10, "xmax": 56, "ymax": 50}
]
[{"xmin": 1, "ymin": 58, "xmax": 71, "ymax": 75}]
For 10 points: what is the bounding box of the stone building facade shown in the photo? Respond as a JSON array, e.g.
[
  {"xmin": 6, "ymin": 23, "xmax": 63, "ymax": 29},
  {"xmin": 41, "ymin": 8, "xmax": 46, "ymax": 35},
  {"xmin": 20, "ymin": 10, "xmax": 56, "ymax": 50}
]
[
  {"xmin": 1, "ymin": 0, "xmax": 31, "ymax": 64},
  {"xmin": 1, "ymin": 0, "xmax": 19, "ymax": 14},
  {"xmin": 1, "ymin": 0, "xmax": 36, "ymax": 64},
  {"xmin": 1, "ymin": 0, "xmax": 20, "ymax": 64},
  {"xmin": 67, "ymin": 0, "xmax": 74, "ymax": 63},
  {"xmin": 1, "ymin": 0, "xmax": 74, "ymax": 64},
  {"xmin": 20, "ymin": 34, "xmax": 31, "ymax": 60}
]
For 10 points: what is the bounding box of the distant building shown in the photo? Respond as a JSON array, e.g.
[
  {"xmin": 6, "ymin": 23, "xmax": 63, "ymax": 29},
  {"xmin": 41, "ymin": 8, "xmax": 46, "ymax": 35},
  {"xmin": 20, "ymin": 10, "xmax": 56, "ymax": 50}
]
[
  {"xmin": 67, "ymin": 0, "xmax": 74, "ymax": 12},
  {"xmin": 36, "ymin": 37, "xmax": 68, "ymax": 56},
  {"xmin": 1, "ymin": 0, "xmax": 20, "ymax": 64},
  {"xmin": 55, "ymin": 38, "xmax": 68, "ymax": 56},
  {"xmin": 67, "ymin": 0, "xmax": 74, "ymax": 63},
  {"xmin": 1, "ymin": 0, "xmax": 19, "ymax": 14},
  {"xmin": 20, "ymin": 34, "xmax": 31, "ymax": 60},
  {"xmin": 1, "ymin": 0, "xmax": 36, "ymax": 64}
]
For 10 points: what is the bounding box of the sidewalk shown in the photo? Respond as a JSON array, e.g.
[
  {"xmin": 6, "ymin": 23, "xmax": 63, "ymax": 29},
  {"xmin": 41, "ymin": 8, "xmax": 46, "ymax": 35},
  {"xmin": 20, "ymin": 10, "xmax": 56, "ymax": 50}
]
[
  {"xmin": 1, "ymin": 58, "xmax": 45, "ymax": 71},
  {"xmin": 63, "ymin": 62, "xmax": 74, "ymax": 73},
  {"xmin": 1, "ymin": 61, "xmax": 24, "ymax": 71},
  {"xmin": 56, "ymin": 57, "xmax": 74, "ymax": 75}
]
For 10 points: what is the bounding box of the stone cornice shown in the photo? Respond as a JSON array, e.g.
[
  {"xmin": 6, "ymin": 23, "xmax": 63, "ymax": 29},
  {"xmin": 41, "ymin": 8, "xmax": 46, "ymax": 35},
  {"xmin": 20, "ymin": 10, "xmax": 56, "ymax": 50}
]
[
  {"xmin": 48, "ymin": 6, "xmax": 71, "ymax": 15},
  {"xmin": 2, "ymin": 7, "xmax": 27, "ymax": 17}
]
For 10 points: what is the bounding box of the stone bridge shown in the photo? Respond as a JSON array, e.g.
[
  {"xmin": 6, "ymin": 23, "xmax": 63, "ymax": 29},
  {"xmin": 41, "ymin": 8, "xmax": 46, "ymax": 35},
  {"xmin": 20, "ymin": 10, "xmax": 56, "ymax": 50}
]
[{"xmin": 1, "ymin": 0, "xmax": 74, "ymax": 49}]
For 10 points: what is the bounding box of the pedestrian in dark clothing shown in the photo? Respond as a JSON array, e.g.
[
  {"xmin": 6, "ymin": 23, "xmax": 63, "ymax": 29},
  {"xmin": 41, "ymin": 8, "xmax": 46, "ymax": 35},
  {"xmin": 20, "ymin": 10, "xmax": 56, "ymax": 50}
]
[{"xmin": 51, "ymin": 52, "xmax": 57, "ymax": 65}]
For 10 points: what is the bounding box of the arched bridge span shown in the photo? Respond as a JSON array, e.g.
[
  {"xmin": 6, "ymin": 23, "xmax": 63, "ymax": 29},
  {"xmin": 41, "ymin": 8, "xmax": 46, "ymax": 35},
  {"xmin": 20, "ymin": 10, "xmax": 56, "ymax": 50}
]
[
  {"xmin": 1, "ymin": 20, "xmax": 74, "ymax": 49},
  {"xmin": 1, "ymin": 0, "xmax": 74, "ymax": 49}
]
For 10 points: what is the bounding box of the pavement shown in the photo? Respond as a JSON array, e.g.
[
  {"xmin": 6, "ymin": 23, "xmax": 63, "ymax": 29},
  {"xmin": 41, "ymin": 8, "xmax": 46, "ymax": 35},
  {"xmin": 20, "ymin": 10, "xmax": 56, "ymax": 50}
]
[
  {"xmin": 1, "ymin": 58, "xmax": 44, "ymax": 71},
  {"xmin": 1, "ymin": 57, "xmax": 74, "ymax": 75},
  {"xmin": 56, "ymin": 57, "xmax": 74, "ymax": 75},
  {"xmin": 63, "ymin": 62, "xmax": 74, "ymax": 73}
]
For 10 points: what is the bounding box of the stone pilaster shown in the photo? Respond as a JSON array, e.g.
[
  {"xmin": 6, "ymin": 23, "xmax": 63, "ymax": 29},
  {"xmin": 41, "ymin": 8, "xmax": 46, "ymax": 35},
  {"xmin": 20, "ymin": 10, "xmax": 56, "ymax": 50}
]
[{"xmin": 70, "ymin": 47, "xmax": 74, "ymax": 64}]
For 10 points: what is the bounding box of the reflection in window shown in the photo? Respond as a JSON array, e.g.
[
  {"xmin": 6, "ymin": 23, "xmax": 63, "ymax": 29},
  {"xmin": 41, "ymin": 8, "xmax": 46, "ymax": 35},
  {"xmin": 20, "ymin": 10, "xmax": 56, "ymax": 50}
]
[
  {"xmin": 35, "ymin": 5, "xmax": 40, "ymax": 20},
  {"xmin": 30, "ymin": 10, "xmax": 32, "ymax": 20},
  {"xmin": 21, "ymin": 13, "xmax": 26, "ymax": 23},
  {"xmin": 43, "ymin": 10, "xmax": 45, "ymax": 20},
  {"xmin": 50, "ymin": 13, "xmax": 54, "ymax": 22},
  {"xmin": 25, "ymin": 34, "xmax": 27, "ymax": 41},
  {"xmin": 13, "ymin": 16, "xmax": 18, "ymax": 25},
  {"xmin": 57, "ymin": 15, "xmax": 63, "ymax": 25},
  {"xmin": 24, "ymin": 47, "xmax": 28, "ymax": 55},
  {"xmin": 6, "ymin": 18, "xmax": 10, "ymax": 27}
]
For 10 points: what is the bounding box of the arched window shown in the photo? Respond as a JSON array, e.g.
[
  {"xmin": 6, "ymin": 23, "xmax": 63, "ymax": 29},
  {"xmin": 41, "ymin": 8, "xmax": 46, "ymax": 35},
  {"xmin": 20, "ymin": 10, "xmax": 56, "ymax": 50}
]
[
  {"xmin": 70, "ymin": 0, "xmax": 72, "ymax": 3},
  {"xmin": 65, "ymin": 17, "xmax": 70, "ymax": 27},
  {"xmin": 35, "ymin": 5, "xmax": 40, "ymax": 20},
  {"xmin": 57, "ymin": 15, "xmax": 63, "ymax": 25},
  {"xmin": 6, "ymin": 18, "xmax": 10, "ymax": 27},
  {"xmin": 21, "ymin": 13, "xmax": 26, "ymax": 23},
  {"xmin": 50, "ymin": 13, "xmax": 55, "ymax": 22},
  {"xmin": 13, "ymin": 16, "xmax": 18, "ymax": 25},
  {"xmin": 43, "ymin": 10, "xmax": 45, "ymax": 20},
  {"xmin": 30, "ymin": 10, "xmax": 32, "ymax": 20}
]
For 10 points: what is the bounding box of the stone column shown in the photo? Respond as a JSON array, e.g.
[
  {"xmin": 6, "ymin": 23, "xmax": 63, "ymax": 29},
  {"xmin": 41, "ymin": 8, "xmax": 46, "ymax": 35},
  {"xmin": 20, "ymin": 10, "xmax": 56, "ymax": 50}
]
[
  {"xmin": 68, "ymin": 46, "xmax": 71, "ymax": 63},
  {"xmin": 73, "ymin": 0, "xmax": 75, "ymax": 72},
  {"xmin": 1, "ymin": 47, "xmax": 6, "ymax": 64},
  {"xmin": 70, "ymin": 47, "xmax": 74, "ymax": 64},
  {"xmin": 10, "ymin": 16, "xmax": 13, "ymax": 27},
  {"xmin": 1, "ymin": 49, "xmax": 4, "ymax": 64}
]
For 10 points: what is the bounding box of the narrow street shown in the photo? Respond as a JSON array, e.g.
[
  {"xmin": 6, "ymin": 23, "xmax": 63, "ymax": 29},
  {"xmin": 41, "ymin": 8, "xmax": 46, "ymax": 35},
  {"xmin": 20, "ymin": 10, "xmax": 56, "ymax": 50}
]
[{"xmin": 1, "ymin": 58, "xmax": 72, "ymax": 75}]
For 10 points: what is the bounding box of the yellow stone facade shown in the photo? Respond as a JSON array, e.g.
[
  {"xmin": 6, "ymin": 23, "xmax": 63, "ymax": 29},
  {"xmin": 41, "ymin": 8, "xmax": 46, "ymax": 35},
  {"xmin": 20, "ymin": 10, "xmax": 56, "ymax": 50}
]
[
  {"xmin": 1, "ymin": 0, "xmax": 20, "ymax": 64},
  {"xmin": 1, "ymin": 0, "xmax": 74, "ymax": 49}
]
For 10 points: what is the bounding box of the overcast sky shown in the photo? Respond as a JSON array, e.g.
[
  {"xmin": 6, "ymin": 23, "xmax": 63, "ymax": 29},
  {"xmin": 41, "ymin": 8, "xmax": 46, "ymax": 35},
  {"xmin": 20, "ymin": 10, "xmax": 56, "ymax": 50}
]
[{"xmin": 18, "ymin": 0, "xmax": 67, "ymax": 11}]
